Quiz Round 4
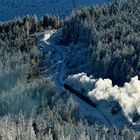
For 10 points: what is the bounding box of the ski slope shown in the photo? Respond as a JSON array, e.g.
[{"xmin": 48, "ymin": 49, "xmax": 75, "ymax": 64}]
[{"xmin": 0, "ymin": 0, "xmax": 115, "ymax": 21}]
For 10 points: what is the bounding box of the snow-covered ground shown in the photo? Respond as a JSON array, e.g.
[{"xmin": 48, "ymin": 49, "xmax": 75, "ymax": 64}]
[
  {"xmin": 37, "ymin": 30, "xmax": 68, "ymax": 93},
  {"xmin": 0, "ymin": 0, "xmax": 115, "ymax": 21}
]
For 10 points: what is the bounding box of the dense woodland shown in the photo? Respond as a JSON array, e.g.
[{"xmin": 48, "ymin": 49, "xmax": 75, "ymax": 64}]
[
  {"xmin": 1, "ymin": 0, "xmax": 140, "ymax": 139},
  {"xmin": 0, "ymin": 15, "xmax": 80, "ymax": 139},
  {"xmin": 62, "ymin": 0, "xmax": 140, "ymax": 86}
]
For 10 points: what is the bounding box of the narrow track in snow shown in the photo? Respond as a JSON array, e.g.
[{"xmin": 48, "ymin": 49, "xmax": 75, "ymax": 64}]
[{"xmin": 38, "ymin": 32, "xmax": 113, "ymax": 127}]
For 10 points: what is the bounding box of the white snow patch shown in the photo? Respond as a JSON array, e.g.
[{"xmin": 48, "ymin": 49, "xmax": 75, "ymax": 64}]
[{"xmin": 43, "ymin": 30, "xmax": 55, "ymax": 42}]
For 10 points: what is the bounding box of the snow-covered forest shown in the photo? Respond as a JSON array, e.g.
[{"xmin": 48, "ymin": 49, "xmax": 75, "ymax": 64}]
[
  {"xmin": 62, "ymin": 0, "xmax": 140, "ymax": 86},
  {"xmin": 1, "ymin": 0, "xmax": 140, "ymax": 139},
  {"xmin": 0, "ymin": 0, "xmax": 115, "ymax": 21}
]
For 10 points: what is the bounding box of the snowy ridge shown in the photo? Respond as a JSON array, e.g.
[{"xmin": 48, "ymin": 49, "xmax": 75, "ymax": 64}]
[{"xmin": 0, "ymin": 0, "xmax": 115, "ymax": 21}]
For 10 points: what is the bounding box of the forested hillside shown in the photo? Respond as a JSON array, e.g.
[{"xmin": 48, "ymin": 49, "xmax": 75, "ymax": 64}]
[
  {"xmin": 62, "ymin": 0, "xmax": 140, "ymax": 86},
  {"xmin": 0, "ymin": 15, "xmax": 80, "ymax": 139},
  {"xmin": 1, "ymin": 0, "xmax": 140, "ymax": 139}
]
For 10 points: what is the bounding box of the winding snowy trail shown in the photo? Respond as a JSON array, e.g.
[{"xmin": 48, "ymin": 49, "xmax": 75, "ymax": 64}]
[
  {"xmin": 37, "ymin": 31, "xmax": 113, "ymax": 127},
  {"xmin": 48, "ymin": 42, "xmax": 66, "ymax": 87}
]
